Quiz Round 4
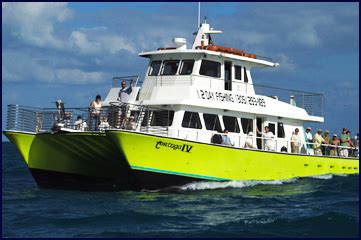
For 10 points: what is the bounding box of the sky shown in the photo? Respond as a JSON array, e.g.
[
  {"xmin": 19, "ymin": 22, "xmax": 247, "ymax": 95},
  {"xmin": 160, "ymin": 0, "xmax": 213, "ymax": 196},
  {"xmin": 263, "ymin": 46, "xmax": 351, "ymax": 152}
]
[{"xmin": 2, "ymin": 2, "xmax": 359, "ymax": 141}]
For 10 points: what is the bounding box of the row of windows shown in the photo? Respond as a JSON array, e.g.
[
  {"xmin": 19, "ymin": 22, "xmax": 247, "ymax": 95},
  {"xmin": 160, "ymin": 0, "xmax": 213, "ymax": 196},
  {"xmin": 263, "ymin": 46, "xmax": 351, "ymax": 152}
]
[
  {"xmin": 149, "ymin": 59, "xmax": 248, "ymax": 81},
  {"xmin": 139, "ymin": 110, "xmax": 285, "ymax": 138},
  {"xmin": 149, "ymin": 60, "xmax": 195, "ymax": 76},
  {"xmin": 182, "ymin": 111, "xmax": 285, "ymax": 138}
]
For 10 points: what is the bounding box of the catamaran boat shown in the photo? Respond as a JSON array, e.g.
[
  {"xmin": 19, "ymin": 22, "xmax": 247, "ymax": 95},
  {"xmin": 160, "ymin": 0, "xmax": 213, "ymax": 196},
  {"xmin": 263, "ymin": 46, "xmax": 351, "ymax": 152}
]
[{"xmin": 4, "ymin": 20, "xmax": 359, "ymax": 191}]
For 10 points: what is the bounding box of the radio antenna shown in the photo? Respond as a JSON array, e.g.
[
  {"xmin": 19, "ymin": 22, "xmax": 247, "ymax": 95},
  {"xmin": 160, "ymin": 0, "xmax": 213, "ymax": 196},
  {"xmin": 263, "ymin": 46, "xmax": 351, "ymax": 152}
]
[{"xmin": 198, "ymin": 2, "xmax": 201, "ymax": 28}]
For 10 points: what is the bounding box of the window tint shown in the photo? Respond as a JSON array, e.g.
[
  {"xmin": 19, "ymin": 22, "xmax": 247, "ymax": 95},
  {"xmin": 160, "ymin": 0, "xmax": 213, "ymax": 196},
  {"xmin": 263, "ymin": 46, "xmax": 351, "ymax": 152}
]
[
  {"xmin": 150, "ymin": 111, "xmax": 174, "ymax": 126},
  {"xmin": 182, "ymin": 111, "xmax": 202, "ymax": 129},
  {"xmin": 268, "ymin": 123, "xmax": 276, "ymax": 135},
  {"xmin": 223, "ymin": 116, "xmax": 240, "ymax": 133},
  {"xmin": 149, "ymin": 61, "xmax": 161, "ymax": 76},
  {"xmin": 203, "ymin": 114, "xmax": 222, "ymax": 132},
  {"xmin": 199, "ymin": 60, "xmax": 221, "ymax": 78},
  {"xmin": 235, "ymin": 65, "xmax": 242, "ymax": 80},
  {"xmin": 180, "ymin": 60, "xmax": 195, "ymax": 75},
  {"xmin": 244, "ymin": 67, "xmax": 249, "ymax": 83},
  {"xmin": 161, "ymin": 60, "xmax": 179, "ymax": 75},
  {"xmin": 241, "ymin": 118, "xmax": 253, "ymax": 134},
  {"xmin": 277, "ymin": 122, "xmax": 285, "ymax": 138}
]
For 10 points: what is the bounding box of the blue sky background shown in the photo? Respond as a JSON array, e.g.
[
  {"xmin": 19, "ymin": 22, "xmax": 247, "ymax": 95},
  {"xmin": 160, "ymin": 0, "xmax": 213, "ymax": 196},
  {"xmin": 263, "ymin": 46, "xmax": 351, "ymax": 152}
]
[{"xmin": 2, "ymin": 2, "xmax": 359, "ymax": 141}]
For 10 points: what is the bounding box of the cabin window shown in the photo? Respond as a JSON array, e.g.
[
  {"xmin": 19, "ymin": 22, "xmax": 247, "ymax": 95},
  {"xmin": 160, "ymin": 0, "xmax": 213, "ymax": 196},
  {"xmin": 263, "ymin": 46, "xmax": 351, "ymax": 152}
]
[
  {"xmin": 161, "ymin": 60, "xmax": 180, "ymax": 75},
  {"xmin": 244, "ymin": 67, "xmax": 249, "ymax": 83},
  {"xmin": 182, "ymin": 111, "xmax": 202, "ymax": 129},
  {"xmin": 150, "ymin": 111, "xmax": 174, "ymax": 126},
  {"xmin": 268, "ymin": 123, "xmax": 276, "ymax": 135},
  {"xmin": 241, "ymin": 118, "xmax": 253, "ymax": 134},
  {"xmin": 179, "ymin": 60, "xmax": 195, "ymax": 75},
  {"xmin": 149, "ymin": 61, "xmax": 162, "ymax": 76},
  {"xmin": 203, "ymin": 114, "xmax": 222, "ymax": 132},
  {"xmin": 235, "ymin": 65, "xmax": 242, "ymax": 80},
  {"xmin": 199, "ymin": 60, "xmax": 221, "ymax": 78},
  {"xmin": 277, "ymin": 122, "xmax": 285, "ymax": 138},
  {"xmin": 223, "ymin": 116, "xmax": 240, "ymax": 133}
]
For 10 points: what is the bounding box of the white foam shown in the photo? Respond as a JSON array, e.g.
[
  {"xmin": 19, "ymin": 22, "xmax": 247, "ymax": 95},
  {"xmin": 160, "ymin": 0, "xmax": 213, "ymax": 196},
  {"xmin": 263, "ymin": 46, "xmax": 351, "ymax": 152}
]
[
  {"xmin": 179, "ymin": 178, "xmax": 297, "ymax": 191},
  {"xmin": 308, "ymin": 174, "xmax": 333, "ymax": 180}
]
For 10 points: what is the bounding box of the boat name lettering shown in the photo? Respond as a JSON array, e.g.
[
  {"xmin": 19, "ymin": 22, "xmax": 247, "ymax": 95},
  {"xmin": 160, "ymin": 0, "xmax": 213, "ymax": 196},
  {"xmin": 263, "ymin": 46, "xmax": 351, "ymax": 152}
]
[
  {"xmin": 155, "ymin": 141, "xmax": 193, "ymax": 153},
  {"xmin": 196, "ymin": 90, "xmax": 266, "ymax": 107}
]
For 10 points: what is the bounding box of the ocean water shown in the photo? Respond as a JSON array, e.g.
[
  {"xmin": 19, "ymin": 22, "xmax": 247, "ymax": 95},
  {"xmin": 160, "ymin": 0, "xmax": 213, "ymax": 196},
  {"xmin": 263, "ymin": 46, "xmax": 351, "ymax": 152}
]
[{"xmin": 2, "ymin": 142, "xmax": 359, "ymax": 237}]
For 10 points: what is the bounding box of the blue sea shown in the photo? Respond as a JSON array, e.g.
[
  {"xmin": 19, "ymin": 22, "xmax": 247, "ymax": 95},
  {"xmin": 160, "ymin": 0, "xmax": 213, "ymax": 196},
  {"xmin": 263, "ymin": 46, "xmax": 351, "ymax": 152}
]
[{"xmin": 2, "ymin": 142, "xmax": 359, "ymax": 237}]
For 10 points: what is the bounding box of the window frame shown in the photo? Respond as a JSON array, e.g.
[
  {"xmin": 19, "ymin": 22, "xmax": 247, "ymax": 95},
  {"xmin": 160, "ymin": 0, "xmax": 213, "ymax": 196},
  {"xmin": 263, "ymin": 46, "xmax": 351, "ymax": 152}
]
[
  {"xmin": 203, "ymin": 113, "xmax": 222, "ymax": 132},
  {"xmin": 222, "ymin": 115, "xmax": 240, "ymax": 133},
  {"xmin": 277, "ymin": 122, "xmax": 285, "ymax": 138},
  {"xmin": 241, "ymin": 118, "xmax": 253, "ymax": 134},
  {"xmin": 161, "ymin": 60, "xmax": 180, "ymax": 76},
  {"xmin": 148, "ymin": 61, "xmax": 162, "ymax": 76},
  {"xmin": 199, "ymin": 60, "xmax": 221, "ymax": 78},
  {"xmin": 179, "ymin": 59, "xmax": 195, "ymax": 75},
  {"xmin": 181, "ymin": 111, "xmax": 202, "ymax": 129}
]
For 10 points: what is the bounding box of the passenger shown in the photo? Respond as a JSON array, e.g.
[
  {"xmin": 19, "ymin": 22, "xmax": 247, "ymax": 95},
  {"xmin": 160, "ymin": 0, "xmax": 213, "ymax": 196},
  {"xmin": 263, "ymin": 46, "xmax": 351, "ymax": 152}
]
[
  {"xmin": 305, "ymin": 127, "xmax": 314, "ymax": 155},
  {"xmin": 245, "ymin": 132, "xmax": 257, "ymax": 149},
  {"xmin": 353, "ymin": 133, "xmax": 359, "ymax": 157},
  {"xmin": 98, "ymin": 117, "xmax": 110, "ymax": 130},
  {"xmin": 211, "ymin": 130, "xmax": 223, "ymax": 144},
  {"xmin": 117, "ymin": 80, "xmax": 133, "ymax": 120},
  {"xmin": 339, "ymin": 128, "xmax": 350, "ymax": 157},
  {"xmin": 256, "ymin": 126, "xmax": 275, "ymax": 151},
  {"xmin": 74, "ymin": 115, "xmax": 87, "ymax": 131},
  {"xmin": 222, "ymin": 129, "xmax": 233, "ymax": 146},
  {"xmin": 322, "ymin": 130, "xmax": 331, "ymax": 156},
  {"xmin": 90, "ymin": 95, "xmax": 102, "ymax": 130},
  {"xmin": 290, "ymin": 128, "xmax": 302, "ymax": 154},
  {"xmin": 330, "ymin": 134, "xmax": 340, "ymax": 156},
  {"xmin": 281, "ymin": 146, "xmax": 288, "ymax": 153},
  {"xmin": 313, "ymin": 129, "xmax": 325, "ymax": 156},
  {"xmin": 346, "ymin": 130, "xmax": 354, "ymax": 157},
  {"xmin": 125, "ymin": 116, "xmax": 136, "ymax": 130}
]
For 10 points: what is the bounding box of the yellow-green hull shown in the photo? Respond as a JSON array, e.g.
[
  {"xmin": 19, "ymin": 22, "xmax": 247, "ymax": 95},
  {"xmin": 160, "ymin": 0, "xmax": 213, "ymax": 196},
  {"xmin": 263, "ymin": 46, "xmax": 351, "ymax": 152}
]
[
  {"xmin": 3, "ymin": 131, "xmax": 138, "ymax": 191},
  {"xmin": 107, "ymin": 130, "xmax": 359, "ymax": 189}
]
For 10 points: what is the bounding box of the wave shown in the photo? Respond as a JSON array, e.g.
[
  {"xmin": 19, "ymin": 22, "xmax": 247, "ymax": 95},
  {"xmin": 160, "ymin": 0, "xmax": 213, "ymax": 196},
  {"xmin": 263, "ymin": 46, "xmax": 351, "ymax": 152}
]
[{"xmin": 178, "ymin": 178, "xmax": 298, "ymax": 191}]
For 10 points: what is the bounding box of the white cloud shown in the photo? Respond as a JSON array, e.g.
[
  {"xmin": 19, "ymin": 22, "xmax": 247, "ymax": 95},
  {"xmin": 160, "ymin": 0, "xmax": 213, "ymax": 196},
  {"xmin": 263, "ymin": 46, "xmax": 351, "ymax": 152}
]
[{"xmin": 2, "ymin": 2, "xmax": 71, "ymax": 48}]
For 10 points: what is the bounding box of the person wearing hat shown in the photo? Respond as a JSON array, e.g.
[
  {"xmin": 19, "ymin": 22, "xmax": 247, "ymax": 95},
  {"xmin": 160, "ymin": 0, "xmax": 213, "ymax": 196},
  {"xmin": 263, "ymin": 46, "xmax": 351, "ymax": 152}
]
[
  {"xmin": 339, "ymin": 128, "xmax": 350, "ymax": 157},
  {"xmin": 305, "ymin": 127, "xmax": 314, "ymax": 155},
  {"xmin": 313, "ymin": 129, "xmax": 325, "ymax": 156},
  {"xmin": 330, "ymin": 134, "xmax": 340, "ymax": 156},
  {"xmin": 245, "ymin": 132, "xmax": 257, "ymax": 149},
  {"xmin": 291, "ymin": 128, "xmax": 302, "ymax": 154},
  {"xmin": 322, "ymin": 130, "xmax": 331, "ymax": 156}
]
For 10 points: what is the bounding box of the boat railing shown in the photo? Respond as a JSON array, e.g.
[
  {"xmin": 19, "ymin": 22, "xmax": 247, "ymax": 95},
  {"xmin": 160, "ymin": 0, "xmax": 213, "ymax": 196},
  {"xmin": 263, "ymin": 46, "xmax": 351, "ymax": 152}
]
[
  {"xmin": 6, "ymin": 104, "xmax": 117, "ymax": 133},
  {"xmin": 112, "ymin": 76, "xmax": 141, "ymax": 88},
  {"xmin": 151, "ymin": 74, "xmax": 323, "ymax": 117}
]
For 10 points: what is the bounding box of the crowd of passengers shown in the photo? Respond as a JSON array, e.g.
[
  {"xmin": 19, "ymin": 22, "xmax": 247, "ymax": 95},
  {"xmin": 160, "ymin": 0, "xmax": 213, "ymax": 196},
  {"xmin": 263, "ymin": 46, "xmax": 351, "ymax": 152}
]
[{"xmin": 211, "ymin": 125, "xmax": 359, "ymax": 158}]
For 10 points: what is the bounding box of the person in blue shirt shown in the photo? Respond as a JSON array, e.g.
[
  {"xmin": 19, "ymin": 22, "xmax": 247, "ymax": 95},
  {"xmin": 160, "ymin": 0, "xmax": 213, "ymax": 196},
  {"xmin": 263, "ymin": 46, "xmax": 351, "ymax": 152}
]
[{"xmin": 222, "ymin": 129, "xmax": 233, "ymax": 146}]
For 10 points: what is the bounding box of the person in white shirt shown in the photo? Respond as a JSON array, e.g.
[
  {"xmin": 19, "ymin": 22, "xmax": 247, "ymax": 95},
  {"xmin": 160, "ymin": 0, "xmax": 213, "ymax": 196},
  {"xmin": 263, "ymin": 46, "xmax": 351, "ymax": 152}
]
[
  {"xmin": 74, "ymin": 116, "xmax": 87, "ymax": 131},
  {"xmin": 257, "ymin": 126, "xmax": 275, "ymax": 151},
  {"xmin": 305, "ymin": 127, "xmax": 314, "ymax": 155},
  {"xmin": 245, "ymin": 132, "xmax": 257, "ymax": 149},
  {"xmin": 98, "ymin": 117, "xmax": 110, "ymax": 130},
  {"xmin": 291, "ymin": 128, "xmax": 302, "ymax": 153}
]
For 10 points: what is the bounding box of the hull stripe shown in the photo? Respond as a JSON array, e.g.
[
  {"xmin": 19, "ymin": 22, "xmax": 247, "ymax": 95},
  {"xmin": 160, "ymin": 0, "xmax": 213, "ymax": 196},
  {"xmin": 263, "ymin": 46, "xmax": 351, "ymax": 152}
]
[{"xmin": 130, "ymin": 165, "xmax": 230, "ymax": 181}]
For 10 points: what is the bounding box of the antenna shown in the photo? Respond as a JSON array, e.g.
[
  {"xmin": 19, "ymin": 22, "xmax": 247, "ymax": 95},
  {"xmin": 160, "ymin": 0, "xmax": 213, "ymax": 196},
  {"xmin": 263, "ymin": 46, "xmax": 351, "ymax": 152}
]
[{"xmin": 198, "ymin": 2, "xmax": 200, "ymax": 28}]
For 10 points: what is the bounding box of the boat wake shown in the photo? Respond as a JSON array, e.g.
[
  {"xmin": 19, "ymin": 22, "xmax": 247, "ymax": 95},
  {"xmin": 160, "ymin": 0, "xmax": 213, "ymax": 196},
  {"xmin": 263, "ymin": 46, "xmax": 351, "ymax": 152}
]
[
  {"xmin": 176, "ymin": 173, "xmax": 351, "ymax": 191},
  {"xmin": 178, "ymin": 178, "xmax": 297, "ymax": 191}
]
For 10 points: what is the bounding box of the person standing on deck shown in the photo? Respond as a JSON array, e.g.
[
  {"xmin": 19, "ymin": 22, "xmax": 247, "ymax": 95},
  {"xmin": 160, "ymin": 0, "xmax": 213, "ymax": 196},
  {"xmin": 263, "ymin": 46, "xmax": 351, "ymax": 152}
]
[
  {"xmin": 256, "ymin": 126, "xmax": 275, "ymax": 151},
  {"xmin": 305, "ymin": 127, "xmax": 314, "ymax": 155},
  {"xmin": 313, "ymin": 129, "xmax": 325, "ymax": 156},
  {"xmin": 330, "ymin": 134, "xmax": 340, "ymax": 156},
  {"xmin": 89, "ymin": 95, "xmax": 102, "ymax": 130},
  {"xmin": 117, "ymin": 80, "xmax": 133, "ymax": 126},
  {"xmin": 291, "ymin": 128, "xmax": 302, "ymax": 154},
  {"xmin": 339, "ymin": 128, "xmax": 350, "ymax": 157},
  {"xmin": 322, "ymin": 130, "xmax": 331, "ymax": 156}
]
